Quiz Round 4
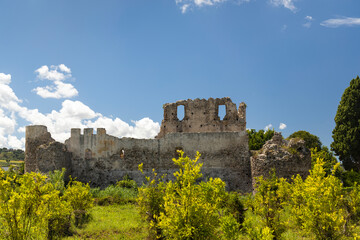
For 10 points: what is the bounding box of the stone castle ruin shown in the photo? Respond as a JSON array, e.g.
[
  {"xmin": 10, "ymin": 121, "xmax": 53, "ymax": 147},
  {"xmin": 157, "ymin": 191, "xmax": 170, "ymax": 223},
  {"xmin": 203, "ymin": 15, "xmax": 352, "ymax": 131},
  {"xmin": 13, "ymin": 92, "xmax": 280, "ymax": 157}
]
[{"xmin": 25, "ymin": 97, "xmax": 311, "ymax": 192}]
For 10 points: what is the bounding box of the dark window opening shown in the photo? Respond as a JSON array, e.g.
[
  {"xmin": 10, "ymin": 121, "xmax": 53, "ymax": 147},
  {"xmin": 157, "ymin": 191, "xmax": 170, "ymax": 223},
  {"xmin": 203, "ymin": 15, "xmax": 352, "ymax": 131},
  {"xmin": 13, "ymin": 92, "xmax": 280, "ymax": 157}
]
[
  {"xmin": 177, "ymin": 105, "xmax": 185, "ymax": 121},
  {"xmin": 218, "ymin": 105, "xmax": 226, "ymax": 120}
]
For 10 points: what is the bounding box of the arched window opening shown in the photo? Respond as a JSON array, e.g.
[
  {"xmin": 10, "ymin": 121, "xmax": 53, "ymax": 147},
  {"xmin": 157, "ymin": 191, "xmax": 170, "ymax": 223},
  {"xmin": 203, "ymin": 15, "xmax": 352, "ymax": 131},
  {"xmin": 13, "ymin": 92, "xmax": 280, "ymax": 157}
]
[{"xmin": 177, "ymin": 105, "xmax": 185, "ymax": 121}]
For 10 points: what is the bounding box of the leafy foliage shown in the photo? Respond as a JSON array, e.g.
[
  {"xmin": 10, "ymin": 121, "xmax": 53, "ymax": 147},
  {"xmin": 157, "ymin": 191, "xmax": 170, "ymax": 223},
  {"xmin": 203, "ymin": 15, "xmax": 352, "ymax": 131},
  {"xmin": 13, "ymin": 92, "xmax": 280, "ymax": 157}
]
[
  {"xmin": 288, "ymin": 130, "xmax": 322, "ymax": 150},
  {"xmin": 246, "ymin": 170, "xmax": 288, "ymax": 239},
  {"xmin": 62, "ymin": 179, "xmax": 93, "ymax": 227},
  {"xmin": 116, "ymin": 175, "xmax": 138, "ymax": 189},
  {"xmin": 157, "ymin": 151, "xmax": 227, "ymax": 239},
  {"xmin": 0, "ymin": 168, "xmax": 72, "ymax": 240},
  {"xmin": 289, "ymin": 160, "xmax": 348, "ymax": 239},
  {"xmin": 247, "ymin": 129, "xmax": 275, "ymax": 151},
  {"xmin": 48, "ymin": 168, "xmax": 66, "ymax": 195},
  {"xmin": 311, "ymin": 146, "xmax": 338, "ymax": 175},
  {"xmin": 331, "ymin": 76, "xmax": 360, "ymax": 171},
  {"xmin": 138, "ymin": 151, "xmax": 246, "ymax": 240},
  {"xmin": 137, "ymin": 163, "xmax": 166, "ymax": 238},
  {"xmin": 0, "ymin": 148, "xmax": 24, "ymax": 161},
  {"xmin": 91, "ymin": 185, "xmax": 138, "ymax": 206}
]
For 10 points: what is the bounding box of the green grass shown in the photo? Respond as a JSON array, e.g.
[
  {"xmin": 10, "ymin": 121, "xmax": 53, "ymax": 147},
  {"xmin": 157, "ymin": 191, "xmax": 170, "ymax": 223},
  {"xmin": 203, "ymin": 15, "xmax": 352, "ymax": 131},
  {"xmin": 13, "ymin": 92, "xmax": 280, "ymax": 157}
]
[
  {"xmin": 91, "ymin": 185, "xmax": 138, "ymax": 205},
  {"xmin": 64, "ymin": 204, "xmax": 148, "ymax": 240},
  {"xmin": 0, "ymin": 159, "xmax": 23, "ymax": 167}
]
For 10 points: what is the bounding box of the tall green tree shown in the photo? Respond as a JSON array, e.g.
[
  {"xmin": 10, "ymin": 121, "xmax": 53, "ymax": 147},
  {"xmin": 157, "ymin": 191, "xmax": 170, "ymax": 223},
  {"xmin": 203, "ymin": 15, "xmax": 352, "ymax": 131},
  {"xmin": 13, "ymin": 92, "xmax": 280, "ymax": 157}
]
[{"xmin": 331, "ymin": 76, "xmax": 360, "ymax": 171}]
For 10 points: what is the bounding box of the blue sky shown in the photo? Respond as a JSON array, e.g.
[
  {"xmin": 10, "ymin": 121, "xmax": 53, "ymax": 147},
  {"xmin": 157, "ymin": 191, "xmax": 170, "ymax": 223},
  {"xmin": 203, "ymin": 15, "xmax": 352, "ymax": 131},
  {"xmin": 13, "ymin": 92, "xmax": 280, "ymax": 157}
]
[{"xmin": 0, "ymin": 0, "xmax": 359, "ymax": 150}]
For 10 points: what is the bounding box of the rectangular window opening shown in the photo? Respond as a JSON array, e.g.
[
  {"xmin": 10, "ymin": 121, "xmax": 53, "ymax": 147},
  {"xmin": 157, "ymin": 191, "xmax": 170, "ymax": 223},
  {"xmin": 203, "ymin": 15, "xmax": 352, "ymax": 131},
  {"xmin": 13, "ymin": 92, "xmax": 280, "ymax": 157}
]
[{"xmin": 218, "ymin": 105, "xmax": 226, "ymax": 120}]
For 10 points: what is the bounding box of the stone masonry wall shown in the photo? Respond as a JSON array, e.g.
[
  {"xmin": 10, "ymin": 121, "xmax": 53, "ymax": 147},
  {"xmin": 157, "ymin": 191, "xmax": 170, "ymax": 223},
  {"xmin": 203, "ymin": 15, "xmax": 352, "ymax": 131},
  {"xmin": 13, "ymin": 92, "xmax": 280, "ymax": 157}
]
[
  {"xmin": 24, "ymin": 98, "xmax": 311, "ymax": 193},
  {"xmin": 156, "ymin": 97, "xmax": 246, "ymax": 138},
  {"xmin": 250, "ymin": 132, "xmax": 311, "ymax": 188},
  {"xmin": 65, "ymin": 128, "xmax": 251, "ymax": 191}
]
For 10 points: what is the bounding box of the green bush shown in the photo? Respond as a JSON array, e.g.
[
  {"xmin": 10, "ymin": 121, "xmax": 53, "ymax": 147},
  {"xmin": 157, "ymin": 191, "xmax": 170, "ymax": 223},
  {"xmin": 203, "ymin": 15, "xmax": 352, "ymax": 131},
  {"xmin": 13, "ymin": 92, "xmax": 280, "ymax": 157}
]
[
  {"xmin": 248, "ymin": 170, "xmax": 288, "ymax": 239},
  {"xmin": 91, "ymin": 185, "xmax": 138, "ymax": 206},
  {"xmin": 116, "ymin": 174, "xmax": 138, "ymax": 189},
  {"xmin": 221, "ymin": 192, "xmax": 245, "ymax": 227},
  {"xmin": 47, "ymin": 168, "xmax": 66, "ymax": 195},
  {"xmin": 137, "ymin": 164, "xmax": 166, "ymax": 238},
  {"xmin": 116, "ymin": 179, "xmax": 137, "ymax": 189},
  {"xmin": 62, "ymin": 179, "xmax": 93, "ymax": 227},
  {"xmin": 0, "ymin": 169, "xmax": 72, "ymax": 240},
  {"xmin": 157, "ymin": 151, "xmax": 227, "ymax": 239}
]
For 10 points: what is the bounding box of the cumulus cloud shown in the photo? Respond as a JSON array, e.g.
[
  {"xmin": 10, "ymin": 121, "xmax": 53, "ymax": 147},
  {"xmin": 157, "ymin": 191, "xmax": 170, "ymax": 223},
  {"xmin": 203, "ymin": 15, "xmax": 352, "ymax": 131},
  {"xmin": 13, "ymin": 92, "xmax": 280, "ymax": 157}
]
[
  {"xmin": 33, "ymin": 64, "xmax": 78, "ymax": 99},
  {"xmin": 33, "ymin": 81, "xmax": 79, "ymax": 99},
  {"xmin": 264, "ymin": 124, "xmax": 273, "ymax": 131},
  {"xmin": 0, "ymin": 68, "xmax": 161, "ymax": 149},
  {"xmin": 269, "ymin": 0, "xmax": 296, "ymax": 12},
  {"xmin": 279, "ymin": 123, "xmax": 287, "ymax": 130},
  {"xmin": 176, "ymin": 0, "xmax": 250, "ymax": 13},
  {"xmin": 0, "ymin": 73, "xmax": 11, "ymax": 85},
  {"xmin": 303, "ymin": 15, "xmax": 313, "ymax": 28},
  {"xmin": 320, "ymin": 17, "xmax": 360, "ymax": 28}
]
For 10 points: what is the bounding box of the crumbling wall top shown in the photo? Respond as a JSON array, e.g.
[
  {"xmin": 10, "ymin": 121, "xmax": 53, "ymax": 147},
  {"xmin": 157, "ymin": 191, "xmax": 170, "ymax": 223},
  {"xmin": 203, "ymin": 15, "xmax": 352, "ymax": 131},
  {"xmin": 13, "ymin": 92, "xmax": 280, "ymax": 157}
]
[{"xmin": 156, "ymin": 97, "xmax": 246, "ymax": 138}]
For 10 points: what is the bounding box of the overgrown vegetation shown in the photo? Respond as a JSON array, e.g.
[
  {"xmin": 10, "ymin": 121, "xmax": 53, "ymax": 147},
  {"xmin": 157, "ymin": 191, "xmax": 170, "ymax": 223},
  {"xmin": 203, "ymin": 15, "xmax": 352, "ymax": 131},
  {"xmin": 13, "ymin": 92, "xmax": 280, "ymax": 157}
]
[
  {"xmin": 247, "ymin": 129, "xmax": 275, "ymax": 151},
  {"xmin": 0, "ymin": 168, "xmax": 93, "ymax": 239},
  {"xmin": 137, "ymin": 151, "xmax": 245, "ymax": 239},
  {"xmin": 1, "ymin": 150, "xmax": 360, "ymax": 239}
]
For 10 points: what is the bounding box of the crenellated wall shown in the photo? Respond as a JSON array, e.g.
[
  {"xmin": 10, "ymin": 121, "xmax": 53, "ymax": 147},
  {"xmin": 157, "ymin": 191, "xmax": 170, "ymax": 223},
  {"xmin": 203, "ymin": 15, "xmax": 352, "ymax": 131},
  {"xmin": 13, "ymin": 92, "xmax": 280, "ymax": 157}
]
[{"xmin": 24, "ymin": 98, "xmax": 311, "ymax": 192}]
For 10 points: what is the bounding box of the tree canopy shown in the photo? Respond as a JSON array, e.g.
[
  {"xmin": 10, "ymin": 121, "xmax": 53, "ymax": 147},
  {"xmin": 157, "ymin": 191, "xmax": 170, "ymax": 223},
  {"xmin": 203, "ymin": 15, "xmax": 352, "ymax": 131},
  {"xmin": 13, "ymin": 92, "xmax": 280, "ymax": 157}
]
[
  {"xmin": 288, "ymin": 130, "xmax": 322, "ymax": 150},
  {"xmin": 247, "ymin": 129, "xmax": 275, "ymax": 151},
  {"xmin": 331, "ymin": 76, "xmax": 360, "ymax": 171},
  {"xmin": 0, "ymin": 148, "xmax": 24, "ymax": 161},
  {"xmin": 288, "ymin": 130, "xmax": 337, "ymax": 174}
]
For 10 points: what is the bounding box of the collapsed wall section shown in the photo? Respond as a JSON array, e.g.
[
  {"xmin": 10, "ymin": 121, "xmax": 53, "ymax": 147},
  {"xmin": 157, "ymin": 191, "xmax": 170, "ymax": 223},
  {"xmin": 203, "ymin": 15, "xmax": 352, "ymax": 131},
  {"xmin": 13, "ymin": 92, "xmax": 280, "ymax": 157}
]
[{"xmin": 250, "ymin": 132, "xmax": 311, "ymax": 188}]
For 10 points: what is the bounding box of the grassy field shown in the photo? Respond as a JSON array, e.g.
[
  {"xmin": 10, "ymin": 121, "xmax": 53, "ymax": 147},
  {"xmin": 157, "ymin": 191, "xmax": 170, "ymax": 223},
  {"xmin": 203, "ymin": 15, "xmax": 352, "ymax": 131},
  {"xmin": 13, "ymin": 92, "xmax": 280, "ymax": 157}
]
[
  {"xmin": 64, "ymin": 204, "xmax": 148, "ymax": 240},
  {"xmin": 0, "ymin": 159, "xmax": 23, "ymax": 167}
]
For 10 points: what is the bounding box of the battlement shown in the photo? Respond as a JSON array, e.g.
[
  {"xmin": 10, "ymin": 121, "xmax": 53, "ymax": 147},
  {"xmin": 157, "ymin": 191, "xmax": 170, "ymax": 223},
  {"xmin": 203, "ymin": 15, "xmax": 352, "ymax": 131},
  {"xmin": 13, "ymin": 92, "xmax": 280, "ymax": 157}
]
[
  {"xmin": 24, "ymin": 97, "xmax": 310, "ymax": 192},
  {"xmin": 156, "ymin": 97, "xmax": 246, "ymax": 138}
]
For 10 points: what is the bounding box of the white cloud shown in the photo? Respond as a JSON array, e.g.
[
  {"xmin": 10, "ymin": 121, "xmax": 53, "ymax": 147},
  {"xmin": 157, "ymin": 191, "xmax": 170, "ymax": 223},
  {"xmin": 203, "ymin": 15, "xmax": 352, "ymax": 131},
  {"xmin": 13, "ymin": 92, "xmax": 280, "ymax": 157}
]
[
  {"xmin": 58, "ymin": 64, "xmax": 71, "ymax": 73},
  {"xmin": 269, "ymin": 0, "xmax": 296, "ymax": 12},
  {"xmin": 176, "ymin": 0, "xmax": 249, "ymax": 13},
  {"xmin": 33, "ymin": 81, "xmax": 79, "ymax": 99},
  {"xmin": 0, "ymin": 69, "xmax": 161, "ymax": 149},
  {"xmin": 33, "ymin": 64, "xmax": 78, "ymax": 99},
  {"xmin": 35, "ymin": 65, "xmax": 70, "ymax": 81},
  {"xmin": 303, "ymin": 15, "xmax": 313, "ymax": 28},
  {"xmin": 181, "ymin": 4, "xmax": 190, "ymax": 13},
  {"xmin": 264, "ymin": 124, "xmax": 273, "ymax": 131},
  {"xmin": 279, "ymin": 123, "xmax": 287, "ymax": 130},
  {"xmin": 320, "ymin": 17, "xmax": 360, "ymax": 28},
  {"xmin": 0, "ymin": 73, "xmax": 11, "ymax": 85}
]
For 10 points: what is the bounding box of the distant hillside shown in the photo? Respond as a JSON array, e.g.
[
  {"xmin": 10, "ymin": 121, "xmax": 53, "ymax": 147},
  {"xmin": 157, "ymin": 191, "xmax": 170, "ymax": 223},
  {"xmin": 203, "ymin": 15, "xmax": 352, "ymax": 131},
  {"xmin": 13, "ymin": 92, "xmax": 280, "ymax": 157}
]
[{"xmin": 0, "ymin": 148, "xmax": 25, "ymax": 161}]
